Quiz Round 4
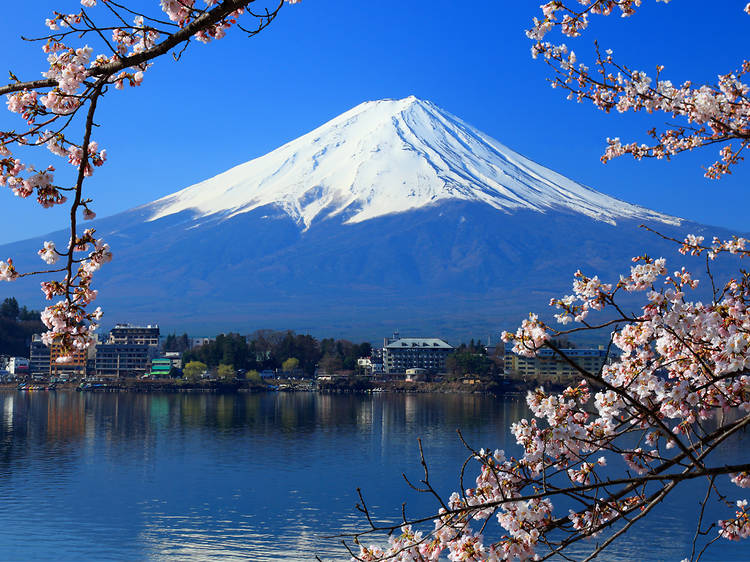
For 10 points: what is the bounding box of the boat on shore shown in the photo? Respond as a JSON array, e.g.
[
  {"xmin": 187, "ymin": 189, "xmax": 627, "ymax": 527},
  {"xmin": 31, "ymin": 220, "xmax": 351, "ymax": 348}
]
[
  {"xmin": 77, "ymin": 382, "xmax": 123, "ymax": 392},
  {"xmin": 16, "ymin": 382, "xmax": 57, "ymax": 391}
]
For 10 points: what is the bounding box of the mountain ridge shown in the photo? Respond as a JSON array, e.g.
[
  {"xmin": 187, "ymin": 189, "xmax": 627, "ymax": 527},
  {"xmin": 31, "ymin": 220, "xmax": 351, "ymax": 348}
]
[
  {"xmin": 0, "ymin": 96, "xmax": 736, "ymax": 340},
  {"xmin": 146, "ymin": 96, "xmax": 680, "ymax": 230}
]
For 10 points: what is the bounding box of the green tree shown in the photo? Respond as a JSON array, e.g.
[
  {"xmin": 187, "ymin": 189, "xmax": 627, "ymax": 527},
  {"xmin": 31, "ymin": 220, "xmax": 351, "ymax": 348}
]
[
  {"xmin": 183, "ymin": 361, "xmax": 207, "ymax": 382},
  {"xmin": 0, "ymin": 298, "xmax": 45, "ymax": 357},
  {"xmin": 183, "ymin": 333, "xmax": 250, "ymax": 370},
  {"xmin": 18, "ymin": 306, "xmax": 40, "ymax": 322},
  {"xmin": 356, "ymin": 342, "xmax": 372, "ymax": 358},
  {"xmin": 445, "ymin": 350, "xmax": 493, "ymax": 380},
  {"xmin": 282, "ymin": 357, "xmax": 299, "ymax": 372},
  {"xmin": 318, "ymin": 353, "xmax": 343, "ymax": 374},
  {"xmin": 217, "ymin": 363, "xmax": 235, "ymax": 380},
  {"xmin": 178, "ymin": 333, "xmax": 190, "ymax": 352},
  {"xmin": 163, "ymin": 334, "xmax": 175, "ymax": 352},
  {"xmin": 245, "ymin": 370, "xmax": 262, "ymax": 383},
  {"xmin": 163, "ymin": 332, "xmax": 191, "ymax": 353},
  {"xmin": 289, "ymin": 334, "xmax": 321, "ymax": 376}
]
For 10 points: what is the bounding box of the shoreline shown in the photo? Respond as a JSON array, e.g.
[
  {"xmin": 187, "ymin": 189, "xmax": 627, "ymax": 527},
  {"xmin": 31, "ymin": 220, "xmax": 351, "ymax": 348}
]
[{"xmin": 1, "ymin": 377, "xmax": 554, "ymax": 395}]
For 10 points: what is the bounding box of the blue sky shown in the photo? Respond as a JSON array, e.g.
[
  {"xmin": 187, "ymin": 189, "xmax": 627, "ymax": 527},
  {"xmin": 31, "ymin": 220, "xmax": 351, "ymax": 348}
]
[{"xmin": 0, "ymin": 0, "xmax": 748, "ymax": 244}]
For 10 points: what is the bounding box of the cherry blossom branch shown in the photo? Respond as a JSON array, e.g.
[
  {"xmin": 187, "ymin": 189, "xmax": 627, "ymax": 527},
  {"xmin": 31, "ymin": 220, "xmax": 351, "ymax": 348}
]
[
  {"xmin": 545, "ymin": 340, "xmax": 703, "ymax": 467},
  {"xmin": 690, "ymin": 475, "xmax": 718, "ymax": 561},
  {"xmin": 0, "ymin": 1, "xmax": 296, "ymax": 355},
  {"xmin": 339, "ymin": 4, "xmax": 750, "ymax": 558},
  {"xmin": 345, "ymin": 454, "xmax": 750, "ymax": 556},
  {"xmin": 0, "ymin": 0, "xmax": 284, "ymax": 96},
  {"xmin": 355, "ymin": 229, "xmax": 750, "ymax": 559},
  {"xmin": 527, "ymin": 2, "xmax": 750, "ymax": 177}
]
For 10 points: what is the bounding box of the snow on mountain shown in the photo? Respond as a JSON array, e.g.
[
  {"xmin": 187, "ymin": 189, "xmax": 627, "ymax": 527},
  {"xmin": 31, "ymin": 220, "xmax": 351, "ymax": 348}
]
[
  {"xmin": 2, "ymin": 95, "xmax": 714, "ymax": 340},
  {"xmin": 148, "ymin": 95, "xmax": 680, "ymax": 229}
]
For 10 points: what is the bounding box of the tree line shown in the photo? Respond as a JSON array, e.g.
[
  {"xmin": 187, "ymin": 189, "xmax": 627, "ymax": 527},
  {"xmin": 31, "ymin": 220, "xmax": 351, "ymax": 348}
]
[
  {"xmin": 180, "ymin": 330, "xmax": 372, "ymax": 377},
  {"xmin": 444, "ymin": 340, "xmax": 502, "ymax": 380},
  {"xmin": 177, "ymin": 331, "xmax": 509, "ymax": 380},
  {"xmin": 0, "ymin": 297, "xmax": 44, "ymax": 357}
]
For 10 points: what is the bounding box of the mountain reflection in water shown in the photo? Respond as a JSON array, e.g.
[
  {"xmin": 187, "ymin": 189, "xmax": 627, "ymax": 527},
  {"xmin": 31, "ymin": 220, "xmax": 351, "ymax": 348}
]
[{"xmin": 0, "ymin": 391, "xmax": 747, "ymax": 561}]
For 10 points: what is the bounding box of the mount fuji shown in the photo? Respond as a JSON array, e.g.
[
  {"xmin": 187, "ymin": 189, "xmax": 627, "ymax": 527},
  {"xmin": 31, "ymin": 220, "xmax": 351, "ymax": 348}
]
[
  {"xmin": 148, "ymin": 96, "xmax": 677, "ymax": 229},
  {"xmin": 0, "ymin": 96, "xmax": 733, "ymax": 340}
]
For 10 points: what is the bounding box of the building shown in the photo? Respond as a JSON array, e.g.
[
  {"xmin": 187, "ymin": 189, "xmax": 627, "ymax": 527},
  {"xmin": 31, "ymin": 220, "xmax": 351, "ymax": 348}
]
[
  {"xmin": 191, "ymin": 337, "xmax": 213, "ymax": 349},
  {"xmin": 109, "ymin": 324, "xmax": 160, "ymax": 346},
  {"xmin": 29, "ymin": 334, "xmax": 50, "ymax": 378},
  {"xmin": 149, "ymin": 358, "xmax": 173, "ymax": 378},
  {"xmin": 164, "ymin": 351, "xmax": 182, "ymax": 369},
  {"xmin": 357, "ymin": 357, "xmax": 384, "ymax": 376},
  {"xmin": 95, "ymin": 343, "xmax": 156, "ymax": 378},
  {"xmin": 94, "ymin": 324, "xmax": 161, "ymax": 378},
  {"xmin": 504, "ymin": 347, "xmax": 608, "ymax": 383},
  {"xmin": 383, "ymin": 337, "xmax": 454, "ymax": 374},
  {"xmin": 50, "ymin": 344, "xmax": 88, "ymax": 379},
  {"xmin": 405, "ymin": 368, "xmax": 428, "ymax": 382},
  {"xmin": 8, "ymin": 357, "xmax": 29, "ymax": 377}
]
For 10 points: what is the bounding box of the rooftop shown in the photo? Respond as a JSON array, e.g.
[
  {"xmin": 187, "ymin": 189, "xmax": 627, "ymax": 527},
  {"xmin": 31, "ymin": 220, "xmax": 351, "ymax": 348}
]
[
  {"xmin": 385, "ymin": 338, "xmax": 453, "ymax": 350},
  {"xmin": 506, "ymin": 348, "xmax": 607, "ymax": 358}
]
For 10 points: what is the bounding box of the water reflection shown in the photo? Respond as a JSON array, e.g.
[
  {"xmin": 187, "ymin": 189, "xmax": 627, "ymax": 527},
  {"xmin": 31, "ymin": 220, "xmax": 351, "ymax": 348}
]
[{"xmin": 0, "ymin": 390, "xmax": 746, "ymax": 561}]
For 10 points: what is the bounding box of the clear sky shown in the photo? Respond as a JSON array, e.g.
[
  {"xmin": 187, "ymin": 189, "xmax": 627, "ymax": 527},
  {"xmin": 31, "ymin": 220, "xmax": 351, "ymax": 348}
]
[{"xmin": 0, "ymin": 0, "xmax": 748, "ymax": 245}]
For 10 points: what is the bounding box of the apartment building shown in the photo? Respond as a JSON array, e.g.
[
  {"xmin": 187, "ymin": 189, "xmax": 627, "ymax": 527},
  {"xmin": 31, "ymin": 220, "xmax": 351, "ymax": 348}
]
[
  {"xmin": 50, "ymin": 343, "xmax": 89, "ymax": 379},
  {"xmin": 29, "ymin": 334, "xmax": 50, "ymax": 378},
  {"xmin": 108, "ymin": 324, "xmax": 160, "ymax": 346},
  {"xmin": 383, "ymin": 337, "xmax": 453, "ymax": 374},
  {"xmin": 504, "ymin": 347, "xmax": 608, "ymax": 383},
  {"xmin": 94, "ymin": 324, "xmax": 160, "ymax": 378}
]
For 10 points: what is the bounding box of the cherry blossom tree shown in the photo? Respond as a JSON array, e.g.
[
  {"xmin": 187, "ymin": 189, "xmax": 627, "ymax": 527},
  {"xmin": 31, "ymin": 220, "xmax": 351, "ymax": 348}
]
[
  {"xmin": 528, "ymin": 1, "xmax": 750, "ymax": 179},
  {"xmin": 347, "ymin": 3, "xmax": 750, "ymax": 560},
  {"xmin": 0, "ymin": 0, "xmax": 298, "ymax": 359}
]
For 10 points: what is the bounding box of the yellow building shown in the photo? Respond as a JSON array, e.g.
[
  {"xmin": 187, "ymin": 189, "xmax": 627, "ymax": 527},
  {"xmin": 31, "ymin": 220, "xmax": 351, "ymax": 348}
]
[
  {"xmin": 504, "ymin": 348, "xmax": 607, "ymax": 384},
  {"xmin": 49, "ymin": 343, "xmax": 88, "ymax": 379}
]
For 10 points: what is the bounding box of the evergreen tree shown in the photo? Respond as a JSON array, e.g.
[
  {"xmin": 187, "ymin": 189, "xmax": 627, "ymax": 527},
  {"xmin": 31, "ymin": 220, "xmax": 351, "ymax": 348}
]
[
  {"xmin": 0, "ymin": 297, "xmax": 19, "ymax": 319},
  {"xmin": 0, "ymin": 298, "xmax": 44, "ymax": 357}
]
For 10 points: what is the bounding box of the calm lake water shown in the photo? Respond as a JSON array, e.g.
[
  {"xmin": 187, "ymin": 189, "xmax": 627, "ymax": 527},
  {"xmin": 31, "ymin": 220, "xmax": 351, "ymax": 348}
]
[{"xmin": 0, "ymin": 390, "xmax": 747, "ymax": 561}]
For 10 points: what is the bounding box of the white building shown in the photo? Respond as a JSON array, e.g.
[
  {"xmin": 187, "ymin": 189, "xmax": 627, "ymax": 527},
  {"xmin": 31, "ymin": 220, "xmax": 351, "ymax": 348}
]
[
  {"xmin": 165, "ymin": 351, "xmax": 182, "ymax": 369},
  {"xmin": 357, "ymin": 357, "xmax": 384, "ymax": 376},
  {"xmin": 8, "ymin": 357, "xmax": 30, "ymax": 376},
  {"xmin": 191, "ymin": 337, "xmax": 213, "ymax": 349},
  {"xmin": 383, "ymin": 337, "xmax": 453, "ymax": 374}
]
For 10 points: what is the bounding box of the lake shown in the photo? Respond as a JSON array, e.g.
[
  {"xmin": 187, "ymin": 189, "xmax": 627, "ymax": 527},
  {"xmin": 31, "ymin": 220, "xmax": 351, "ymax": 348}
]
[{"xmin": 0, "ymin": 391, "xmax": 747, "ymax": 561}]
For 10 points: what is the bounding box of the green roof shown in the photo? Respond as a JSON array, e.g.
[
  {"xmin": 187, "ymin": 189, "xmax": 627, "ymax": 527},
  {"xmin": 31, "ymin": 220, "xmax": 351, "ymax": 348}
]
[{"xmin": 150, "ymin": 362, "xmax": 172, "ymax": 375}]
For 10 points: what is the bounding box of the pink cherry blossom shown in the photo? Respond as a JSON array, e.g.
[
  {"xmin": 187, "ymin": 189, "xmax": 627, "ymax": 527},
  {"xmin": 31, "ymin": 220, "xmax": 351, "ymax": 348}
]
[{"xmin": 0, "ymin": 1, "xmax": 300, "ymax": 357}]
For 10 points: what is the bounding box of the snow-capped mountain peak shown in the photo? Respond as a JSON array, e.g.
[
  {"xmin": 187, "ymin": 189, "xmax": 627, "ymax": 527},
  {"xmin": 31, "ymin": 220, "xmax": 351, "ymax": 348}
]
[{"xmin": 148, "ymin": 96, "xmax": 680, "ymax": 228}]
